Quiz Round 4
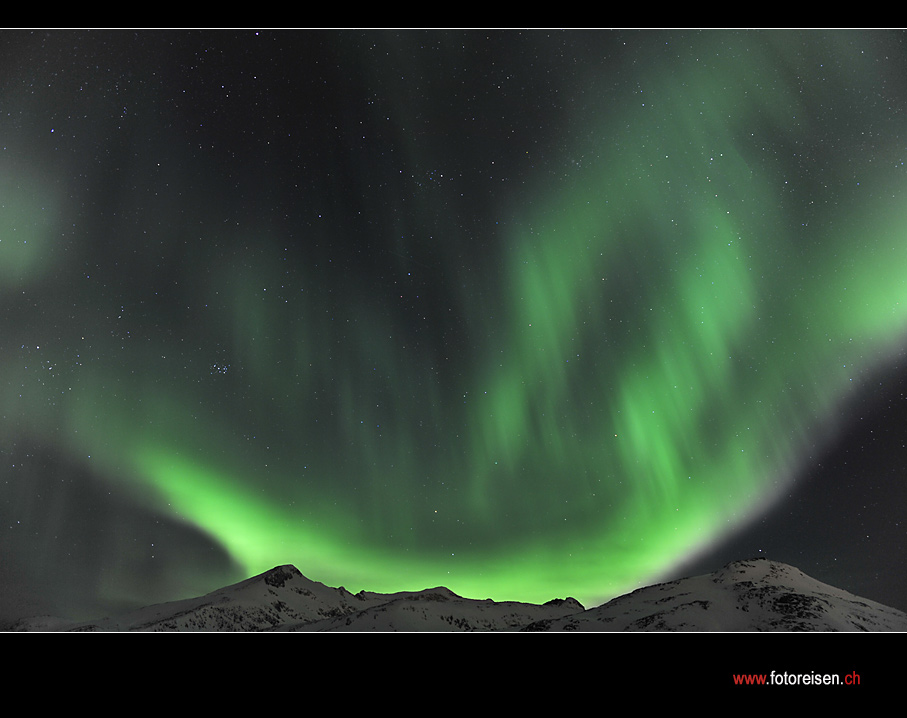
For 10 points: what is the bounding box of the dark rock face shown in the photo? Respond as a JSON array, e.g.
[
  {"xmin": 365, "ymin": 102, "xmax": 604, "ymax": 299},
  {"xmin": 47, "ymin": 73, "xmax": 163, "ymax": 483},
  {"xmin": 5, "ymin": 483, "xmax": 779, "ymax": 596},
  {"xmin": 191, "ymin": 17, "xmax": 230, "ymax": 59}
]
[{"xmin": 262, "ymin": 565, "xmax": 302, "ymax": 589}]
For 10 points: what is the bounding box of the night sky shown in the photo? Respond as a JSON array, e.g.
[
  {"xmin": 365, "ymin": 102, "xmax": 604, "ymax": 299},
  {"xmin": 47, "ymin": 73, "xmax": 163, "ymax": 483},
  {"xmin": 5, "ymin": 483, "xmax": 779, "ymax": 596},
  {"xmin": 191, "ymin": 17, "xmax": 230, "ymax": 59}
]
[{"xmin": 2, "ymin": 29, "xmax": 907, "ymax": 624}]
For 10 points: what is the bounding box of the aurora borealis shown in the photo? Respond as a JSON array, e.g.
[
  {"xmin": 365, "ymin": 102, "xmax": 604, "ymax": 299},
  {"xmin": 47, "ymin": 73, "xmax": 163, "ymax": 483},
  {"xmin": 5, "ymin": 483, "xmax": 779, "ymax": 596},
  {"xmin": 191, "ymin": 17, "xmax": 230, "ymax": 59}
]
[{"xmin": 3, "ymin": 29, "xmax": 907, "ymax": 621}]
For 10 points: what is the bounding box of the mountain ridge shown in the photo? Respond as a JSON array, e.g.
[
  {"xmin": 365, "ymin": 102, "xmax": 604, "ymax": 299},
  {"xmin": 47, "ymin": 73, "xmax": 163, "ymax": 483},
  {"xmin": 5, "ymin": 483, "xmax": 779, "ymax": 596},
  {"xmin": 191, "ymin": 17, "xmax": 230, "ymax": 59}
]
[{"xmin": 11, "ymin": 558, "xmax": 907, "ymax": 632}]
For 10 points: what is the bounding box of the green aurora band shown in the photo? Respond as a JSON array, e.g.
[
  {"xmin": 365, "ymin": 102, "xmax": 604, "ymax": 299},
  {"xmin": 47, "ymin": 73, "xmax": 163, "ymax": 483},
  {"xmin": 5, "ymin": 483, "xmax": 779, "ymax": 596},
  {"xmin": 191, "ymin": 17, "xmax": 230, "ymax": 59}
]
[{"xmin": 4, "ymin": 32, "xmax": 907, "ymax": 606}]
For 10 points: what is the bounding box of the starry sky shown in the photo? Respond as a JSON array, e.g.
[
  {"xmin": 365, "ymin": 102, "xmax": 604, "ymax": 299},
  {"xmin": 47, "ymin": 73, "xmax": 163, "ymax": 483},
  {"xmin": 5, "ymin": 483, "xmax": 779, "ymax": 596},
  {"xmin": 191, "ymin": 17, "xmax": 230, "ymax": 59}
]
[{"xmin": 2, "ymin": 29, "xmax": 907, "ymax": 623}]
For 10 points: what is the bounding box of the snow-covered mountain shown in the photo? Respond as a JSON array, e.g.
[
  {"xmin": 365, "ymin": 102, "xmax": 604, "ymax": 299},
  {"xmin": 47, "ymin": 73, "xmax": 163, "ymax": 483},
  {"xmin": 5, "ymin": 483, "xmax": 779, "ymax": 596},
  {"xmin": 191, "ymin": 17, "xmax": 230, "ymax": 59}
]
[
  {"xmin": 11, "ymin": 558, "xmax": 907, "ymax": 631},
  {"xmin": 523, "ymin": 558, "xmax": 907, "ymax": 632}
]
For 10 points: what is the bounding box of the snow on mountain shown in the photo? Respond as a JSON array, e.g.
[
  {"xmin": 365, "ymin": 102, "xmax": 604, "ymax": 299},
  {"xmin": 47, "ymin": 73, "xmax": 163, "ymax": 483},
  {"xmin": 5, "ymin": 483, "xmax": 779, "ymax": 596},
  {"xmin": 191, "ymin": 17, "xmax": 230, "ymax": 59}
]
[{"xmin": 10, "ymin": 558, "xmax": 907, "ymax": 631}]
